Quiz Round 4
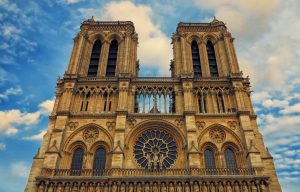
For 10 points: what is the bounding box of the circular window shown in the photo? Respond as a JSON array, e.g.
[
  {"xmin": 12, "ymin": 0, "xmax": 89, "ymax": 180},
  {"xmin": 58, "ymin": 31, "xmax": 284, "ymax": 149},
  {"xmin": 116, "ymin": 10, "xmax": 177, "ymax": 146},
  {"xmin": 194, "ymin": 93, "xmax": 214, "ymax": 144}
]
[{"xmin": 134, "ymin": 130, "xmax": 177, "ymax": 170}]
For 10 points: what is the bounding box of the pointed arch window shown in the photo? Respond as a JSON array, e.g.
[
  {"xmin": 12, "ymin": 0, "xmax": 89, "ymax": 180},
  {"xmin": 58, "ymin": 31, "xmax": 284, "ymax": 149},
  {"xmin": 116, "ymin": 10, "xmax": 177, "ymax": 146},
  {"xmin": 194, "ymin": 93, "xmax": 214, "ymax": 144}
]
[
  {"xmin": 71, "ymin": 148, "xmax": 84, "ymax": 175},
  {"xmin": 80, "ymin": 92, "xmax": 90, "ymax": 112},
  {"xmin": 225, "ymin": 148, "xmax": 238, "ymax": 171},
  {"xmin": 191, "ymin": 41, "xmax": 202, "ymax": 77},
  {"xmin": 206, "ymin": 41, "xmax": 218, "ymax": 77},
  {"xmin": 93, "ymin": 147, "xmax": 106, "ymax": 175},
  {"xmin": 204, "ymin": 149, "xmax": 216, "ymax": 169},
  {"xmin": 88, "ymin": 40, "xmax": 102, "ymax": 76},
  {"xmin": 106, "ymin": 39, "xmax": 118, "ymax": 77}
]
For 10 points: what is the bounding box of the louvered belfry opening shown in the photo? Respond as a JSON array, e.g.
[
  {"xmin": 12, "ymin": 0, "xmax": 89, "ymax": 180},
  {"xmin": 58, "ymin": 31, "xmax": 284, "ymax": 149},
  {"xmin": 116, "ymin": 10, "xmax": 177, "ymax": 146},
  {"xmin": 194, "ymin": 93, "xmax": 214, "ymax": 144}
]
[
  {"xmin": 106, "ymin": 39, "xmax": 118, "ymax": 77},
  {"xmin": 191, "ymin": 41, "xmax": 202, "ymax": 77},
  {"xmin": 88, "ymin": 40, "xmax": 102, "ymax": 77}
]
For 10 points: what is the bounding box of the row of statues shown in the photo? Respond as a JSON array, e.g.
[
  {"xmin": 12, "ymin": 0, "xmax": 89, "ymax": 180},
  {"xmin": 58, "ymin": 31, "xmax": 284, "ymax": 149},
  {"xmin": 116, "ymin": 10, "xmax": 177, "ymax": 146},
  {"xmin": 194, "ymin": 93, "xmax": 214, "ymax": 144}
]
[{"xmin": 38, "ymin": 180, "xmax": 268, "ymax": 192}]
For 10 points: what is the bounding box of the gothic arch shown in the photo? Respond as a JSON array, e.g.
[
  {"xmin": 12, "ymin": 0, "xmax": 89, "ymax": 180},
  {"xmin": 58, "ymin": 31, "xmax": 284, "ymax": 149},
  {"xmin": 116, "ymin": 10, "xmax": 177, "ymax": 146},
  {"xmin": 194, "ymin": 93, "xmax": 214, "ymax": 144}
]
[
  {"xmin": 202, "ymin": 33, "xmax": 218, "ymax": 44},
  {"xmin": 125, "ymin": 120, "xmax": 187, "ymax": 147},
  {"xmin": 197, "ymin": 123, "xmax": 244, "ymax": 151},
  {"xmin": 66, "ymin": 140, "xmax": 87, "ymax": 153},
  {"xmin": 199, "ymin": 141, "xmax": 218, "ymax": 153},
  {"xmin": 88, "ymin": 32, "xmax": 106, "ymax": 44},
  {"xmin": 186, "ymin": 34, "xmax": 202, "ymax": 45},
  {"xmin": 106, "ymin": 32, "xmax": 124, "ymax": 44},
  {"xmin": 64, "ymin": 123, "xmax": 114, "ymax": 151}
]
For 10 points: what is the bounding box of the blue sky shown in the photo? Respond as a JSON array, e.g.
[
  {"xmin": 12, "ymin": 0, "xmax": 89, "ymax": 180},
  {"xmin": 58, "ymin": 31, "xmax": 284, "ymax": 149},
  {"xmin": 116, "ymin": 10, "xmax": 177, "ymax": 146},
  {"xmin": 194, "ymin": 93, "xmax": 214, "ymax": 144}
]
[{"xmin": 0, "ymin": 0, "xmax": 300, "ymax": 191}]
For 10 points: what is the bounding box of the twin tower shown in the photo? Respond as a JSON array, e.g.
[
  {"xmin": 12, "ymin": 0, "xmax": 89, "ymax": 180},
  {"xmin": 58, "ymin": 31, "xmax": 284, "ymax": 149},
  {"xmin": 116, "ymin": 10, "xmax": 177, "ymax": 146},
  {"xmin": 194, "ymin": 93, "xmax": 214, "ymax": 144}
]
[{"xmin": 26, "ymin": 17, "xmax": 282, "ymax": 192}]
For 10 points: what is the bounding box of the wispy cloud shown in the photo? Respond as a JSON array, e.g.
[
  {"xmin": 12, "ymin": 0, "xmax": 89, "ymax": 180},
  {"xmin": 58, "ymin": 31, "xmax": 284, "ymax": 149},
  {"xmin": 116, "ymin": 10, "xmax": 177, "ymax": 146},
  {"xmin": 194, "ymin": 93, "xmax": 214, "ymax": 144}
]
[
  {"xmin": 0, "ymin": 143, "xmax": 5, "ymax": 151},
  {"xmin": 0, "ymin": 98, "xmax": 54, "ymax": 136},
  {"xmin": 23, "ymin": 130, "xmax": 46, "ymax": 141},
  {"xmin": 0, "ymin": 87, "xmax": 22, "ymax": 100}
]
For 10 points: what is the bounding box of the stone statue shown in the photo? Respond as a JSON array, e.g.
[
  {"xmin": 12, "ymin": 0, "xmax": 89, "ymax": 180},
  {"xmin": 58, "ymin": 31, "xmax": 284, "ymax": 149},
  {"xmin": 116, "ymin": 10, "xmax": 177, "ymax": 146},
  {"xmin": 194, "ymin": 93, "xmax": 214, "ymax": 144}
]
[
  {"xmin": 226, "ymin": 184, "xmax": 232, "ymax": 192},
  {"xmin": 95, "ymin": 183, "xmax": 101, "ymax": 192},
  {"xmin": 120, "ymin": 183, "xmax": 126, "ymax": 192},
  {"xmin": 260, "ymin": 183, "xmax": 267, "ymax": 192},
  {"xmin": 177, "ymin": 183, "xmax": 183, "ymax": 192},
  {"xmin": 56, "ymin": 184, "xmax": 63, "ymax": 192},
  {"xmin": 234, "ymin": 184, "xmax": 240, "ymax": 192},
  {"xmin": 159, "ymin": 154, "xmax": 165, "ymax": 169},
  {"xmin": 184, "ymin": 183, "xmax": 190, "ymax": 192},
  {"xmin": 251, "ymin": 183, "xmax": 258, "ymax": 192},
  {"xmin": 161, "ymin": 183, "xmax": 167, "ymax": 192},
  {"xmin": 217, "ymin": 184, "xmax": 224, "ymax": 192},
  {"xmin": 112, "ymin": 182, "xmax": 118, "ymax": 192},
  {"xmin": 153, "ymin": 183, "xmax": 159, "ymax": 192},
  {"xmin": 128, "ymin": 183, "xmax": 134, "ymax": 192},
  {"xmin": 242, "ymin": 184, "xmax": 249, "ymax": 192},
  {"xmin": 201, "ymin": 184, "xmax": 207, "ymax": 192},
  {"xmin": 153, "ymin": 153, "xmax": 159, "ymax": 170},
  {"xmin": 210, "ymin": 183, "xmax": 215, "ymax": 192},
  {"xmin": 146, "ymin": 153, "xmax": 152, "ymax": 169},
  {"xmin": 103, "ymin": 183, "xmax": 109, "ymax": 192},
  {"xmin": 193, "ymin": 183, "xmax": 199, "ymax": 192},
  {"xmin": 145, "ymin": 183, "xmax": 150, "ymax": 192},
  {"xmin": 169, "ymin": 183, "xmax": 175, "ymax": 192},
  {"xmin": 137, "ymin": 183, "xmax": 142, "ymax": 192}
]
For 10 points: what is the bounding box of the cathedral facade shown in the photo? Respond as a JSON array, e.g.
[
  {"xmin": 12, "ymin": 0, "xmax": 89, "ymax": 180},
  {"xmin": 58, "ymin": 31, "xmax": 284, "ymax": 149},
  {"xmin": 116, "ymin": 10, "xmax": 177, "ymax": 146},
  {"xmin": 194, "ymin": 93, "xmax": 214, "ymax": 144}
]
[{"xmin": 25, "ymin": 18, "xmax": 282, "ymax": 192}]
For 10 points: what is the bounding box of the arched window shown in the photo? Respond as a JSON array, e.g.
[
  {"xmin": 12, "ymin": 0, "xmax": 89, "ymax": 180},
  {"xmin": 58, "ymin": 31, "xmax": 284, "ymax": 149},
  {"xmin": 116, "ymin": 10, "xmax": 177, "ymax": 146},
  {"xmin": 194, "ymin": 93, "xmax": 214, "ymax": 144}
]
[
  {"xmin": 106, "ymin": 39, "xmax": 118, "ymax": 77},
  {"xmin": 71, "ymin": 148, "xmax": 84, "ymax": 175},
  {"xmin": 225, "ymin": 148, "xmax": 238, "ymax": 171},
  {"xmin": 88, "ymin": 40, "xmax": 102, "ymax": 76},
  {"xmin": 80, "ymin": 92, "xmax": 90, "ymax": 111},
  {"xmin": 216, "ymin": 93, "xmax": 225, "ymax": 113},
  {"xmin": 206, "ymin": 41, "xmax": 218, "ymax": 77},
  {"xmin": 93, "ymin": 148, "xmax": 106, "ymax": 175},
  {"xmin": 191, "ymin": 41, "xmax": 202, "ymax": 77},
  {"xmin": 204, "ymin": 149, "xmax": 216, "ymax": 169}
]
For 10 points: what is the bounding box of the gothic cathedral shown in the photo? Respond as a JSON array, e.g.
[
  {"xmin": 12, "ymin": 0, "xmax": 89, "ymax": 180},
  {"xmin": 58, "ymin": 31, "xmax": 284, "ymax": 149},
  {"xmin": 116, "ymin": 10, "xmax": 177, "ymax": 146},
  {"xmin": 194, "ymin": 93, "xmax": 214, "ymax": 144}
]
[{"xmin": 25, "ymin": 18, "xmax": 282, "ymax": 192}]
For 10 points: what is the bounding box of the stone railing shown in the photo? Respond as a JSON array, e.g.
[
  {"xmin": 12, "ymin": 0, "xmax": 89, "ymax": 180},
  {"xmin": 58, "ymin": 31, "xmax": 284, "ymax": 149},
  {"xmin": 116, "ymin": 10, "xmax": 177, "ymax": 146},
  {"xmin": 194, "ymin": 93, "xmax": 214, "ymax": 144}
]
[{"xmin": 40, "ymin": 167, "xmax": 263, "ymax": 177}]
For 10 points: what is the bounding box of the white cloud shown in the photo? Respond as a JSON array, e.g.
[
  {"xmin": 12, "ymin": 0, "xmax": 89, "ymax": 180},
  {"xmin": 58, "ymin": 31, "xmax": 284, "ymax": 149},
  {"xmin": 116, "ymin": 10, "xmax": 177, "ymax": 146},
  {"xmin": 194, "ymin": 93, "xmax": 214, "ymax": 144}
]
[
  {"xmin": 280, "ymin": 103, "xmax": 300, "ymax": 114},
  {"xmin": 10, "ymin": 161, "xmax": 30, "ymax": 178},
  {"xmin": 262, "ymin": 99, "xmax": 289, "ymax": 109},
  {"xmin": 0, "ymin": 143, "xmax": 5, "ymax": 151},
  {"xmin": 23, "ymin": 130, "xmax": 46, "ymax": 141},
  {"xmin": 66, "ymin": 0, "xmax": 82, "ymax": 4},
  {"xmin": 38, "ymin": 99, "xmax": 54, "ymax": 116},
  {"xmin": 1, "ymin": 24, "xmax": 22, "ymax": 39},
  {"xmin": 0, "ymin": 98, "xmax": 54, "ymax": 136},
  {"xmin": 0, "ymin": 87, "xmax": 22, "ymax": 100},
  {"xmin": 78, "ymin": 1, "xmax": 172, "ymax": 75}
]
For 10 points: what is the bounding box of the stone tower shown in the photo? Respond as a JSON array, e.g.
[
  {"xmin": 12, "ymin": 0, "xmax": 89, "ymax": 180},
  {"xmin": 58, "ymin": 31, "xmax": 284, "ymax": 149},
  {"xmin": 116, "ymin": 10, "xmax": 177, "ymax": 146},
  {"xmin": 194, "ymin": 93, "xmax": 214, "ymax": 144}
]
[{"xmin": 25, "ymin": 18, "xmax": 282, "ymax": 192}]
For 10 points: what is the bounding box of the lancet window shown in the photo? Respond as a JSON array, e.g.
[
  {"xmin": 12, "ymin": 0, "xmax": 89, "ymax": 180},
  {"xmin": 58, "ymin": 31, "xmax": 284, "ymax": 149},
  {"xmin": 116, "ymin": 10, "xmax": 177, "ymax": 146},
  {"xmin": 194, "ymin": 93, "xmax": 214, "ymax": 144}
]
[
  {"xmin": 206, "ymin": 41, "xmax": 218, "ymax": 77},
  {"xmin": 74, "ymin": 86, "xmax": 118, "ymax": 113},
  {"xmin": 134, "ymin": 86, "xmax": 176, "ymax": 114},
  {"xmin": 87, "ymin": 40, "xmax": 102, "ymax": 77},
  {"xmin": 191, "ymin": 41, "xmax": 202, "ymax": 76},
  {"xmin": 80, "ymin": 92, "xmax": 90, "ymax": 111},
  {"xmin": 106, "ymin": 39, "xmax": 118, "ymax": 77},
  {"xmin": 71, "ymin": 148, "xmax": 84, "ymax": 175},
  {"xmin": 93, "ymin": 148, "xmax": 106, "ymax": 176},
  {"xmin": 225, "ymin": 148, "xmax": 238, "ymax": 170},
  {"xmin": 204, "ymin": 149, "xmax": 216, "ymax": 169},
  {"xmin": 194, "ymin": 87, "xmax": 235, "ymax": 114}
]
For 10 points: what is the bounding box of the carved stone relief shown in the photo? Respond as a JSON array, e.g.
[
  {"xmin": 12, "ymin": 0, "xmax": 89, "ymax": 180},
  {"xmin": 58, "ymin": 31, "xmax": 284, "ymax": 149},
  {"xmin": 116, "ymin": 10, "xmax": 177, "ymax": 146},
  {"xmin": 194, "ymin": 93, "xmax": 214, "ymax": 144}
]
[
  {"xmin": 227, "ymin": 121, "xmax": 238, "ymax": 130},
  {"xmin": 209, "ymin": 127, "xmax": 226, "ymax": 143},
  {"xmin": 195, "ymin": 121, "xmax": 206, "ymax": 130},
  {"xmin": 106, "ymin": 121, "xmax": 116, "ymax": 131},
  {"xmin": 82, "ymin": 127, "xmax": 99, "ymax": 143},
  {"xmin": 68, "ymin": 121, "xmax": 79, "ymax": 131}
]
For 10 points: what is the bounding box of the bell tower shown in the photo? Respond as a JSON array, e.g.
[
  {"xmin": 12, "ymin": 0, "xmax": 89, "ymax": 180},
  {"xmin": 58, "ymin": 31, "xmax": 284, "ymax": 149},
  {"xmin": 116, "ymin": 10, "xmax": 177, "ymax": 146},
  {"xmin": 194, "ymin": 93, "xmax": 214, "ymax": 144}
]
[
  {"xmin": 171, "ymin": 18, "xmax": 240, "ymax": 78},
  {"xmin": 66, "ymin": 17, "xmax": 139, "ymax": 78}
]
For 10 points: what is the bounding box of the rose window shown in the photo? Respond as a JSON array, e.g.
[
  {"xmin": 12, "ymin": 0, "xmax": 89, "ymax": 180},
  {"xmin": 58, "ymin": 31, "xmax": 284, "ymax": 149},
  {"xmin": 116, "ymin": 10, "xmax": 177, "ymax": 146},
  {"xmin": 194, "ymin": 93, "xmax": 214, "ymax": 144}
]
[
  {"xmin": 209, "ymin": 127, "xmax": 226, "ymax": 143},
  {"xmin": 134, "ymin": 130, "xmax": 177, "ymax": 170}
]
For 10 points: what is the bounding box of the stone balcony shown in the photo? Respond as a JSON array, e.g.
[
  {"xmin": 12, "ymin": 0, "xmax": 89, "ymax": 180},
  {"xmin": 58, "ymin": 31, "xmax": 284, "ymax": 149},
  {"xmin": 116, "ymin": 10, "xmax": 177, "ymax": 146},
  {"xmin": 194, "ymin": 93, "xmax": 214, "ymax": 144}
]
[{"xmin": 36, "ymin": 168, "xmax": 270, "ymax": 192}]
